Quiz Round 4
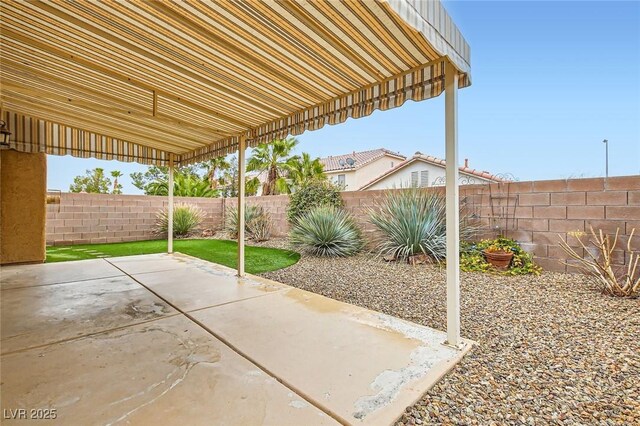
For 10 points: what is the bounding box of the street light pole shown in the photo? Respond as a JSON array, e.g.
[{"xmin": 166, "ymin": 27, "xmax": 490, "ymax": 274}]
[{"xmin": 603, "ymin": 139, "xmax": 609, "ymax": 180}]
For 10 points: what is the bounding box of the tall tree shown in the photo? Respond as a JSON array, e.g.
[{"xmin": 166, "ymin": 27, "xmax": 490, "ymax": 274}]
[
  {"xmin": 130, "ymin": 165, "xmax": 203, "ymax": 195},
  {"xmin": 145, "ymin": 172, "xmax": 218, "ymax": 197},
  {"xmin": 130, "ymin": 166, "xmax": 167, "ymax": 193},
  {"xmin": 110, "ymin": 170, "xmax": 123, "ymax": 194},
  {"xmin": 69, "ymin": 168, "xmax": 113, "ymax": 194},
  {"xmin": 218, "ymin": 155, "xmax": 260, "ymax": 198},
  {"xmin": 203, "ymin": 156, "xmax": 231, "ymax": 189},
  {"xmin": 246, "ymin": 137, "xmax": 298, "ymax": 195},
  {"xmin": 287, "ymin": 152, "xmax": 326, "ymax": 191}
]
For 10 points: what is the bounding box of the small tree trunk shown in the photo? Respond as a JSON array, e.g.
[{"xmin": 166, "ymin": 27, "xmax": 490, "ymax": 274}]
[{"xmin": 266, "ymin": 166, "xmax": 278, "ymax": 195}]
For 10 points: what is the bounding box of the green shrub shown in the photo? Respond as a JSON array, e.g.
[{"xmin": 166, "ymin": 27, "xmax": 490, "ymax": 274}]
[
  {"xmin": 225, "ymin": 205, "xmax": 272, "ymax": 241},
  {"xmin": 368, "ymin": 188, "xmax": 477, "ymax": 262},
  {"xmin": 460, "ymin": 238, "xmax": 542, "ymax": 275},
  {"xmin": 287, "ymin": 180, "xmax": 343, "ymax": 223},
  {"xmin": 290, "ymin": 205, "xmax": 363, "ymax": 257},
  {"xmin": 154, "ymin": 203, "xmax": 205, "ymax": 237}
]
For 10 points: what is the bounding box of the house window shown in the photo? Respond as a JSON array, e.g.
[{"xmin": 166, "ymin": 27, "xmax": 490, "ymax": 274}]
[
  {"xmin": 420, "ymin": 170, "xmax": 429, "ymax": 187},
  {"xmin": 337, "ymin": 174, "xmax": 346, "ymax": 186},
  {"xmin": 411, "ymin": 171, "xmax": 419, "ymax": 187},
  {"xmin": 411, "ymin": 170, "xmax": 429, "ymax": 187}
]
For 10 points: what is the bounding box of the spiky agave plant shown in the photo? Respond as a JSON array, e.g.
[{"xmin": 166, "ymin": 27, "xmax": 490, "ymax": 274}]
[
  {"xmin": 154, "ymin": 203, "xmax": 206, "ymax": 237},
  {"xmin": 368, "ymin": 188, "xmax": 477, "ymax": 262},
  {"xmin": 290, "ymin": 205, "xmax": 363, "ymax": 257}
]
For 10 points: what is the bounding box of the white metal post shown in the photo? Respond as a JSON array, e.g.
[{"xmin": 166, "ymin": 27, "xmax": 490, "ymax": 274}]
[
  {"xmin": 168, "ymin": 153, "xmax": 174, "ymax": 254},
  {"xmin": 444, "ymin": 59, "xmax": 461, "ymax": 348},
  {"xmin": 237, "ymin": 135, "xmax": 246, "ymax": 277}
]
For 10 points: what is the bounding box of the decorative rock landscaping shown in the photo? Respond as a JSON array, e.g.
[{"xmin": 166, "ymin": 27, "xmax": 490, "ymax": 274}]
[{"xmin": 261, "ymin": 242, "xmax": 640, "ymax": 425}]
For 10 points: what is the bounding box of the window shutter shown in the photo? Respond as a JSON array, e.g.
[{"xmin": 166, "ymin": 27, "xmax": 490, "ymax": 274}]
[
  {"xmin": 411, "ymin": 171, "xmax": 419, "ymax": 187},
  {"xmin": 420, "ymin": 170, "xmax": 429, "ymax": 187}
]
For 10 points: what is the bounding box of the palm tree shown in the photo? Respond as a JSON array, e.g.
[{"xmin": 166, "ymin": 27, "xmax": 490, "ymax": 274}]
[
  {"xmin": 287, "ymin": 152, "xmax": 325, "ymax": 191},
  {"xmin": 246, "ymin": 137, "xmax": 298, "ymax": 195},
  {"xmin": 110, "ymin": 170, "xmax": 123, "ymax": 194},
  {"xmin": 204, "ymin": 156, "xmax": 231, "ymax": 189},
  {"xmin": 245, "ymin": 176, "xmax": 261, "ymax": 196},
  {"xmin": 146, "ymin": 172, "xmax": 218, "ymax": 197}
]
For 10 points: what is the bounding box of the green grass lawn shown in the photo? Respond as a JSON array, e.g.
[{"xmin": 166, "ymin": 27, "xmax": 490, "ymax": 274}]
[{"xmin": 46, "ymin": 239, "xmax": 300, "ymax": 274}]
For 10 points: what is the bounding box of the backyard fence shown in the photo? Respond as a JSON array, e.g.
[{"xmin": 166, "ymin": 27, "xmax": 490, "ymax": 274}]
[{"xmin": 47, "ymin": 175, "xmax": 640, "ymax": 273}]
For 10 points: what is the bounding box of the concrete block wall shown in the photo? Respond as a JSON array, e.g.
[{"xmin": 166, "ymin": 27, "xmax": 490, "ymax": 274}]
[
  {"xmin": 494, "ymin": 176, "xmax": 640, "ymax": 273},
  {"xmin": 46, "ymin": 193, "xmax": 223, "ymax": 246},
  {"xmin": 46, "ymin": 176, "xmax": 640, "ymax": 274}
]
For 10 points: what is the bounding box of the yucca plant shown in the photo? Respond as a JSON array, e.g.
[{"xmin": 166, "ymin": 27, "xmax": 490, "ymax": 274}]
[
  {"xmin": 225, "ymin": 205, "xmax": 271, "ymax": 241},
  {"xmin": 368, "ymin": 188, "xmax": 477, "ymax": 262},
  {"xmin": 154, "ymin": 203, "xmax": 205, "ymax": 237},
  {"xmin": 247, "ymin": 213, "xmax": 272, "ymax": 242},
  {"xmin": 290, "ymin": 205, "xmax": 363, "ymax": 257}
]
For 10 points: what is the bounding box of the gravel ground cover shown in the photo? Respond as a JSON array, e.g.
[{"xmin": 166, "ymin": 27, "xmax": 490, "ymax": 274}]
[{"xmin": 258, "ymin": 240, "xmax": 639, "ymax": 425}]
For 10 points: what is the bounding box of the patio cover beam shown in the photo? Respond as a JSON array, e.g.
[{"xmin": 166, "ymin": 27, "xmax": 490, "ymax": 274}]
[
  {"xmin": 237, "ymin": 135, "xmax": 246, "ymax": 277},
  {"xmin": 168, "ymin": 154, "xmax": 174, "ymax": 255},
  {"xmin": 445, "ymin": 60, "xmax": 461, "ymax": 347}
]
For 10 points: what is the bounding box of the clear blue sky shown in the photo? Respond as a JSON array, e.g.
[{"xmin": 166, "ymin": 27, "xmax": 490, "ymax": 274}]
[{"xmin": 48, "ymin": 0, "xmax": 640, "ymax": 194}]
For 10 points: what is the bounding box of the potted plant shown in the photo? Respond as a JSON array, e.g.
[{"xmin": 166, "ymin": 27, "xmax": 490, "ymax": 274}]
[{"xmin": 482, "ymin": 238, "xmax": 515, "ymax": 270}]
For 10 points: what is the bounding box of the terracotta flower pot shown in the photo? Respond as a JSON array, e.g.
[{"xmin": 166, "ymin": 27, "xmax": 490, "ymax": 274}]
[{"xmin": 483, "ymin": 250, "xmax": 514, "ymax": 270}]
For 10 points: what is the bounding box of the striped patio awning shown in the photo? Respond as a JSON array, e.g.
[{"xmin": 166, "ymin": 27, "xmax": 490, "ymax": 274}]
[{"xmin": 0, "ymin": 0, "xmax": 471, "ymax": 166}]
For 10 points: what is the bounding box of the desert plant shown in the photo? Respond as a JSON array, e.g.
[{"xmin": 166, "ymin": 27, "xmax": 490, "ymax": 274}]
[
  {"xmin": 558, "ymin": 227, "xmax": 639, "ymax": 297},
  {"xmin": 225, "ymin": 205, "xmax": 271, "ymax": 241},
  {"xmin": 247, "ymin": 212, "xmax": 273, "ymax": 242},
  {"xmin": 154, "ymin": 203, "xmax": 205, "ymax": 238},
  {"xmin": 368, "ymin": 188, "xmax": 477, "ymax": 262},
  {"xmin": 287, "ymin": 180, "xmax": 343, "ymax": 222},
  {"xmin": 290, "ymin": 205, "xmax": 363, "ymax": 257}
]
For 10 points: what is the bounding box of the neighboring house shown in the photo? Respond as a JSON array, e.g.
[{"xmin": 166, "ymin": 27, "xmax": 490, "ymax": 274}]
[
  {"xmin": 360, "ymin": 152, "xmax": 504, "ymax": 190},
  {"xmin": 319, "ymin": 148, "xmax": 407, "ymax": 190}
]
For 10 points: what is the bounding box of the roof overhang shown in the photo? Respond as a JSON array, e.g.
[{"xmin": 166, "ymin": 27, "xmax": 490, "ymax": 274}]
[{"xmin": 0, "ymin": 0, "xmax": 470, "ymax": 166}]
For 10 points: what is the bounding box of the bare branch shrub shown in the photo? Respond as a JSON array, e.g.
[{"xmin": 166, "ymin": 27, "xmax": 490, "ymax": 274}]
[{"xmin": 558, "ymin": 227, "xmax": 639, "ymax": 297}]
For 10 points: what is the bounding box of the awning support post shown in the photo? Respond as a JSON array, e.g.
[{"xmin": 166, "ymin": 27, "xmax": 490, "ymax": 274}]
[
  {"xmin": 444, "ymin": 59, "xmax": 461, "ymax": 348},
  {"xmin": 237, "ymin": 135, "xmax": 246, "ymax": 277},
  {"xmin": 168, "ymin": 153, "xmax": 174, "ymax": 254}
]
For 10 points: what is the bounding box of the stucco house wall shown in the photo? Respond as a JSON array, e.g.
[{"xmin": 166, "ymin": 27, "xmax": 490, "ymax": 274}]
[
  {"xmin": 325, "ymin": 154, "xmax": 402, "ymax": 190},
  {"xmin": 366, "ymin": 160, "xmax": 495, "ymax": 190},
  {"xmin": 326, "ymin": 169, "xmax": 357, "ymax": 190}
]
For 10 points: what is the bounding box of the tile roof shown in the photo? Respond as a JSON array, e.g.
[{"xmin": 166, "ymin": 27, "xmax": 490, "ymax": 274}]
[
  {"xmin": 320, "ymin": 148, "xmax": 406, "ymax": 172},
  {"xmin": 359, "ymin": 152, "xmax": 507, "ymax": 189}
]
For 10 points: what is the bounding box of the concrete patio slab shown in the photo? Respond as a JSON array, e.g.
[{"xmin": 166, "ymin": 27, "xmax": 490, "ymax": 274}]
[
  {"xmin": 107, "ymin": 253, "xmax": 194, "ymax": 275},
  {"xmin": 1, "ymin": 254, "xmax": 472, "ymax": 425},
  {"xmin": 191, "ymin": 286, "xmax": 472, "ymax": 425},
  {"xmin": 1, "ymin": 275, "xmax": 177, "ymax": 354},
  {"xmin": 129, "ymin": 261, "xmax": 286, "ymax": 312},
  {"xmin": 0, "ymin": 315, "xmax": 337, "ymax": 425},
  {"xmin": 0, "ymin": 259, "xmax": 123, "ymax": 290}
]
